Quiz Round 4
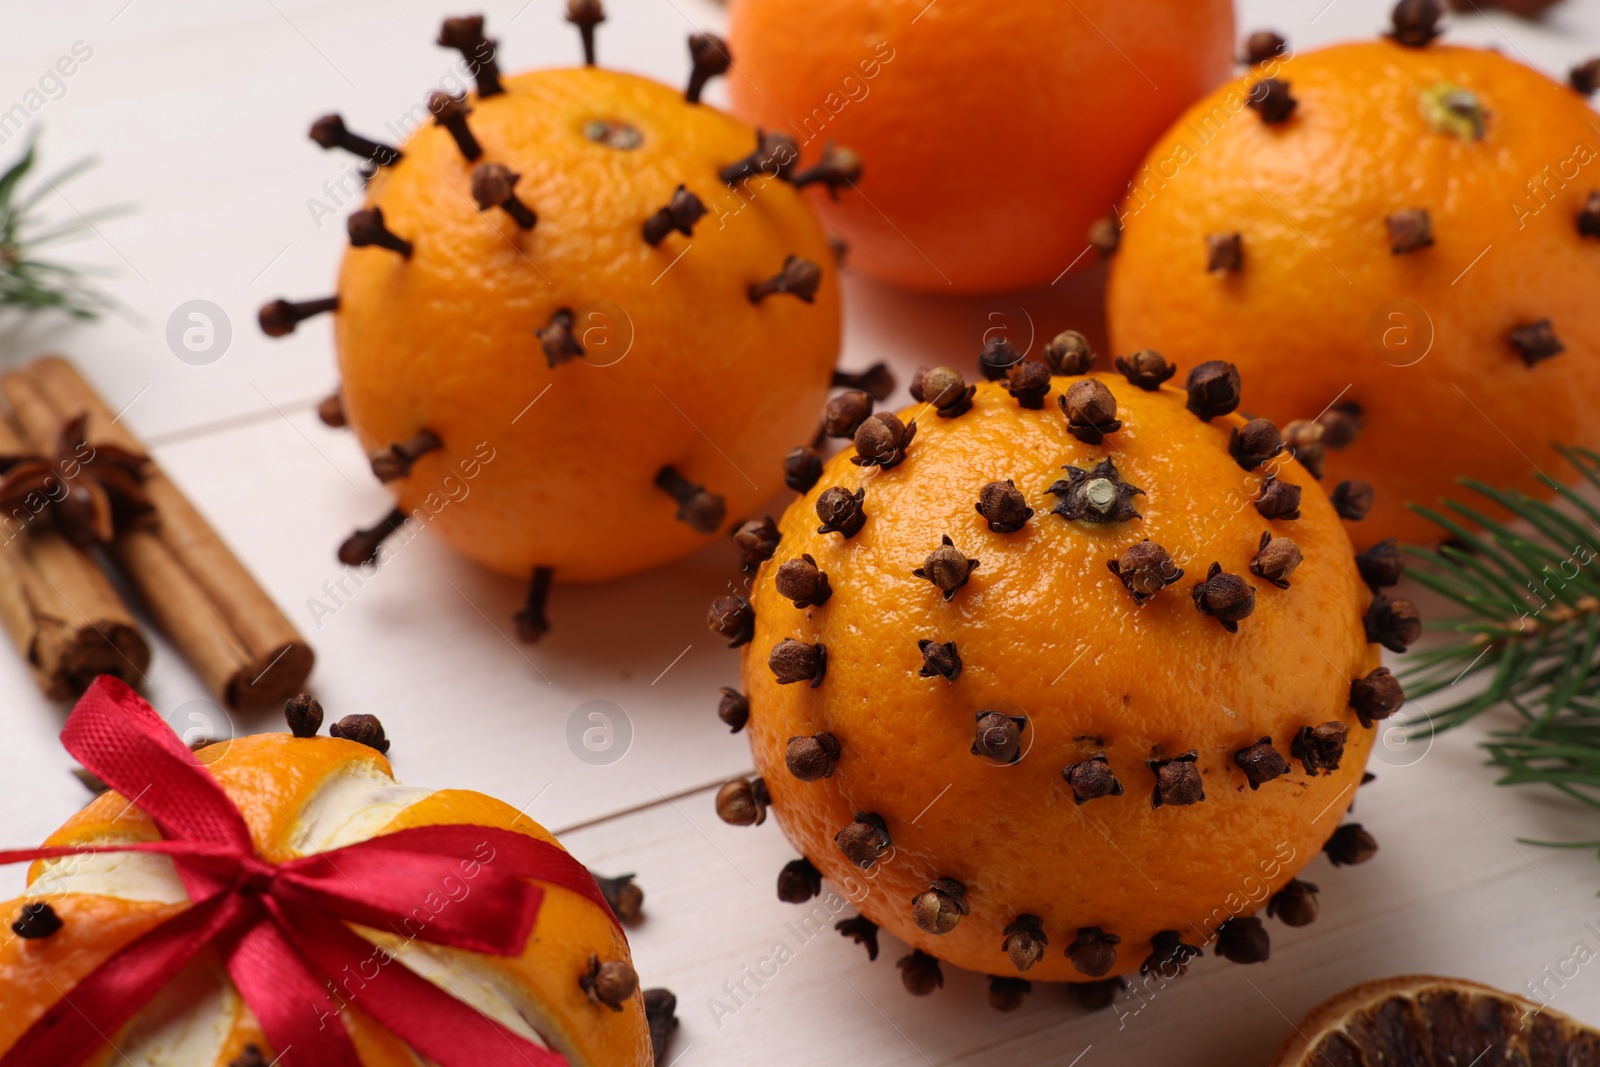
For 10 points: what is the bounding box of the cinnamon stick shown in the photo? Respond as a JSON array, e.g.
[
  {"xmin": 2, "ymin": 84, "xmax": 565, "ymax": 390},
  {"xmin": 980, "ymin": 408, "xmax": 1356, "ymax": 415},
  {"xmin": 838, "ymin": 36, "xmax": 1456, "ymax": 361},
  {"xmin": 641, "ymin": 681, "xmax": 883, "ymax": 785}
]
[
  {"xmin": 0, "ymin": 414, "xmax": 149, "ymax": 698},
  {"xmin": 2, "ymin": 357, "xmax": 313, "ymax": 711}
]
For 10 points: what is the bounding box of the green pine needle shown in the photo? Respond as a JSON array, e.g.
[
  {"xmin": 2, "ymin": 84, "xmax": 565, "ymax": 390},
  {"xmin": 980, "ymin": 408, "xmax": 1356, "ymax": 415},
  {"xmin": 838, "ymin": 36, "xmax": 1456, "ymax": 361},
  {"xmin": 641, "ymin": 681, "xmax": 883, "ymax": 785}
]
[{"xmin": 0, "ymin": 138, "xmax": 117, "ymax": 323}]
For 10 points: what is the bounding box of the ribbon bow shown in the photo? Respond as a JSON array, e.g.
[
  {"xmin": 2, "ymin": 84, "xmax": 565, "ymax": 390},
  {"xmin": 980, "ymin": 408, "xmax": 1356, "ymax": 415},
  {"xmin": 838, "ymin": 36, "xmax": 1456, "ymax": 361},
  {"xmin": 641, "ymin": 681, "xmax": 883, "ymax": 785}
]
[{"xmin": 0, "ymin": 677, "xmax": 617, "ymax": 1066}]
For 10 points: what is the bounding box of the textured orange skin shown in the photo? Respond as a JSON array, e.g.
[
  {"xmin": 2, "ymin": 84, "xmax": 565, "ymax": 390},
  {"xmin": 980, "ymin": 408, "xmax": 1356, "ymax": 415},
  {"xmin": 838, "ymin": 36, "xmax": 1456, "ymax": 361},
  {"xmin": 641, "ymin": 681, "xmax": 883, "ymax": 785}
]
[
  {"xmin": 726, "ymin": 0, "xmax": 1235, "ymax": 293},
  {"xmin": 338, "ymin": 67, "xmax": 840, "ymax": 581},
  {"xmin": 741, "ymin": 377, "xmax": 1380, "ymax": 982},
  {"xmin": 1107, "ymin": 41, "xmax": 1600, "ymax": 548},
  {"xmin": 0, "ymin": 734, "xmax": 648, "ymax": 1065}
]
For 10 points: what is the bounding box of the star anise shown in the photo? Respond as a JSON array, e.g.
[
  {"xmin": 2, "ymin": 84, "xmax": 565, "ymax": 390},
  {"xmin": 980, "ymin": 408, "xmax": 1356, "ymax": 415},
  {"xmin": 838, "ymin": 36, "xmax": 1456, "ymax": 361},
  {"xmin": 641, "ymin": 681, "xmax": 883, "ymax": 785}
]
[{"xmin": 0, "ymin": 414, "xmax": 152, "ymax": 546}]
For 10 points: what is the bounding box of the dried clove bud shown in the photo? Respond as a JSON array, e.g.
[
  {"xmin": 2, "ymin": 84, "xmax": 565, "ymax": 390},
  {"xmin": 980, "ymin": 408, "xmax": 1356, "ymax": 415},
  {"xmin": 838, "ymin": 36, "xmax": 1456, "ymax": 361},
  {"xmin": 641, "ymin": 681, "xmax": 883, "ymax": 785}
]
[
  {"xmin": 1281, "ymin": 419, "xmax": 1325, "ymax": 479},
  {"xmin": 815, "ymin": 486, "xmax": 867, "ymax": 538},
  {"xmin": 785, "ymin": 732, "xmax": 840, "ymax": 781},
  {"xmin": 371, "ymin": 430, "xmax": 444, "ymax": 482},
  {"xmin": 1087, "ymin": 214, "xmax": 1121, "ymax": 257},
  {"xmin": 1389, "ymin": 0, "xmax": 1444, "ymax": 48},
  {"xmin": 775, "ymin": 554, "xmax": 832, "ymax": 608},
  {"xmin": 537, "ymin": 308, "xmax": 585, "ymax": 367},
  {"xmin": 1255, "ymin": 475, "xmax": 1302, "ymax": 521},
  {"xmin": 783, "ymin": 446, "xmax": 823, "ymax": 493},
  {"xmin": 777, "ymin": 858, "xmax": 823, "ymax": 904},
  {"xmin": 1002, "ymin": 915, "xmax": 1049, "ymax": 972},
  {"xmin": 1385, "ymin": 209, "xmax": 1434, "ymax": 254},
  {"xmin": 1049, "ymin": 459, "xmax": 1144, "ymax": 524},
  {"xmin": 643, "ymin": 987, "xmax": 679, "ymax": 1060},
  {"xmin": 592, "ymin": 871, "xmax": 645, "ymax": 924},
  {"xmin": 330, "ymin": 713, "xmax": 389, "ymax": 754},
  {"xmin": 428, "ymin": 92, "xmax": 482, "ymax": 161},
  {"xmin": 721, "ymin": 130, "xmax": 800, "ymax": 185},
  {"xmin": 976, "ymin": 479, "xmax": 1033, "ymax": 532},
  {"xmin": 317, "ymin": 391, "xmax": 346, "ymax": 428},
  {"xmin": 1114, "ymin": 348, "xmax": 1176, "ymax": 391},
  {"xmin": 438, "ymin": 16, "xmax": 504, "ymax": 97},
  {"xmin": 972, "ymin": 711, "xmax": 1027, "ymax": 764},
  {"xmin": 642, "ymin": 184, "xmax": 706, "ymax": 244},
  {"xmin": 1242, "ymin": 30, "xmax": 1288, "ymax": 65},
  {"xmin": 471, "ymin": 163, "xmax": 537, "ymax": 229},
  {"xmin": 11, "ymin": 901, "xmax": 62, "ymax": 939},
  {"xmin": 309, "ymin": 114, "xmax": 402, "ymax": 166},
  {"xmin": 837, "ymin": 914, "xmax": 880, "ymax": 960},
  {"xmin": 1058, "ymin": 379, "xmax": 1123, "ymax": 443},
  {"xmin": 1330, "ymin": 480, "xmax": 1375, "ymax": 521},
  {"xmin": 1292, "ymin": 721, "xmax": 1349, "ymax": 776},
  {"xmin": 715, "ymin": 776, "xmax": 769, "ymax": 826},
  {"xmin": 1350, "ymin": 667, "xmax": 1405, "ymax": 728},
  {"xmin": 1005, "ymin": 361, "xmax": 1052, "ymax": 409},
  {"xmin": 1509, "ymin": 319, "xmax": 1565, "ymax": 366},
  {"xmin": 1268, "ymin": 879, "xmax": 1319, "ymax": 927},
  {"xmin": 581, "ymin": 954, "xmax": 638, "ymax": 1010},
  {"xmin": 898, "ymin": 950, "xmax": 944, "ymax": 996},
  {"xmin": 911, "ymin": 366, "xmax": 975, "ymax": 417},
  {"xmin": 1234, "ymin": 736, "xmax": 1289, "ymax": 790},
  {"xmin": 1206, "ymin": 232, "xmax": 1244, "ymax": 273},
  {"xmin": 1044, "ymin": 330, "xmax": 1097, "ymax": 375},
  {"xmin": 978, "ymin": 338, "xmax": 1024, "ymax": 381},
  {"xmin": 749, "ymin": 256, "xmax": 823, "ymax": 304},
  {"xmin": 567, "ymin": 0, "xmax": 606, "ymax": 66},
  {"xmin": 1230, "ymin": 418, "xmax": 1284, "ymax": 470},
  {"xmin": 258, "ymin": 295, "xmax": 339, "ymax": 337},
  {"xmin": 1355, "ymin": 538, "xmax": 1405, "ymax": 589},
  {"xmin": 338, "ymin": 507, "xmax": 408, "ymax": 567},
  {"xmin": 706, "ymin": 594, "xmax": 755, "ymax": 647},
  {"xmin": 791, "ymin": 144, "xmax": 864, "ymax": 200},
  {"xmin": 769, "ymin": 638, "xmax": 827, "ymax": 687},
  {"xmin": 1148, "ymin": 751, "xmax": 1204, "ymax": 808},
  {"xmin": 1250, "ymin": 531, "xmax": 1302, "ymax": 589},
  {"xmin": 833, "ymin": 363, "xmax": 895, "ymax": 401},
  {"xmin": 917, "ymin": 639, "xmax": 962, "ymax": 681},
  {"xmin": 836, "ymin": 812, "xmax": 891, "ymax": 869},
  {"xmin": 1318, "ymin": 403, "xmax": 1364, "ymax": 449},
  {"xmin": 823, "ymin": 390, "xmax": 874, "ymax": 439},
  {"xmin": 1062, "ymin": 754, "xmax": 1123, "ymax": 804},
  {"xmin": 1192, "ymin": 562, "xmax": 1256, "ymax": 632},
  {"xmin": 284, "ymin": 693, "xmax": 324, "ymax": 738},
  {"xmin": 347, "ymin": 207, "xmax": 413, "ymax": 258},
  {"xmin": 852, "ymin": 412, "xmax": 916, "ymax": 469},
  {"xmin": 655, "ymin": 466, "xmax": 726, "ymax": 534},
  {"xmin": 717, "ymin": 687, "xmax": 750, "ymax": 733},
  {"xmin": 1141, "ymin": 930, "xmax": 1202, "ymax": 979},
  {"xmin": 1324, "ymin": 823, "xmax": 1378, "ymax": 866},
  {"xmin": 732, "ymin": 516, "xmax": 781, "ymax": 567},
  {"xmin": 914, "ymin": 535, "xmax": 979, "ymax": 600},
  {"xmin": 1247, "ymin": 78, "xmax": 1298, "ymax": 123},
  {"xmin": 1572, "ymin": 59, "xmax": 1600, "ymax": 98},
  {"xmin": 1067, "ymin": 978, "xmax": 1127, "ymax": 1012},
  {"xmin": 1108, "ymin": 539, "xmax": 1182, "ymax": 604},
  {"xmin": 988, "ymin": 976, "xmax": 1031, "ymax": 1012},
  {"xmin": 911, "ymin": 878, "xmax": 969, "ymax": 935},
  {"xmin": 1215, "ymin": 917, "xmax": 1271, "ymax": 964},
  {"xmin": 1067, "ymin": 927, "xmax": 1121, "ymax": 978},
  {"xmin": 685, "ymin": 32, "xmax": 731, "ymax": 104},
  {"xmin": 1185, "ymin": 360, "xmax": 1242, "ymax": 420},
  {"xmin": 1365, "ymin": 594, "xmax": 1422, "ymax": 652}
]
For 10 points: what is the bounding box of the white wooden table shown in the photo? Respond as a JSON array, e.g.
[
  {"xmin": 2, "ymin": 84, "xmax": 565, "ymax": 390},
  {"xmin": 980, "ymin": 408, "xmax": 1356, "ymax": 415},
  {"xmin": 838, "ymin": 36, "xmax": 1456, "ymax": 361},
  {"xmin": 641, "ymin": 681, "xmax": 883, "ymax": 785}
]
[{"xmin": 4, "ymin": 1, "xmax": 1600, "ymax": 1063}]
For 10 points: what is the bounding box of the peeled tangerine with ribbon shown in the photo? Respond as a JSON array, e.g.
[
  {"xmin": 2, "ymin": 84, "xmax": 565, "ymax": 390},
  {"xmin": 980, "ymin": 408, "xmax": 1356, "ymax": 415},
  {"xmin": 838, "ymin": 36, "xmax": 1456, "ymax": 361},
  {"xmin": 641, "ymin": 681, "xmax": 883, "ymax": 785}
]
[
  {"xmin": 260, "ymin": 5, "xmax": 847, "ymax": 640},
  {"xmin": 712, "ymin": 353, "xmax": 1418, "ymax": 1007},
  {"xmin": 0, "ymin": 677, "xmax": 671, "ymax": 1066}
]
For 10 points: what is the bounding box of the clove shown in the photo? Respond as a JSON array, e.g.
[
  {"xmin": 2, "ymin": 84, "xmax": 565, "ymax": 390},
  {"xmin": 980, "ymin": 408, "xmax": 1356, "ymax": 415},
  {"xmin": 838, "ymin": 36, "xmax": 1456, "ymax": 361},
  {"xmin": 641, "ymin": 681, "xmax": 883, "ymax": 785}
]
[
  {"xmin": 706, "ymin": 594, "xmax": 755, "ymax": 647},
  {"xmin": 732, "ymin": 516, "xmax": 781, "ymax": 567},
  {"xmin": 769, "ymin": 638, "xmax": 827, "ymax": 687},
  {"xmin": 347, "ymin": 207, "xmax": 413, "ymax": 258},
  {"xmin": 1385, "ymin": 209, "xmax": 1434, "ymax": 254},
  {"xmin": 1330, "ymin": 479, "xmax": 1374, "ymax": 520},
  {"xmin": 1192, "ymin": 562, "xmax": 1256, "ymax": 632},
  {"xmin": 258, "ymin": 295, "xmax": 339, "ymax": 337},
  {"xmin": 851, "ymin": 412, "xmax": 915, "ymax": 469},
  {"xmin": 1141, "ymin": 931, "xmax": 1202, "ymax": 979},
  {"xmin": 836, "ymin": 914, "xmax": 880, "ymax": 960},
  {"xmin": 317, "ymin": 390, "xmax": 346, "ymax": 428},
  {"xmin": 1049, "ymin": 458, "xmax": 1144, "ymax": 524},
  {"xmin": 1067, "ymin": 978, "xmax": 1127, "ymax": 1012},
  {"xmin": 749, "ymin": 256, "xmax": 823, "ymax": 304},
  {"xmin": 337, "ymin": 507, "xmax": 409, "ymax": 567},
  {"xmin": 910, "ymin": 878, "xmax": 969, "ymax": 935},
  {"xmin": 1148, "ymin": 751, "xmax": 1204, "ymax": 807},
  {"xmin": 1058, "ymin": 379, "xmax": 1123, "ymax": 444},
  {"xmin": 1281, "ymin": 419, "xmax": 1325, "ymax": 478},
  {"xmin": 717, "ymin": 687, "xmax": 750, "ymax": 733},
  {"xmin": 1234, "ymin": 736, "xmax": 1289, "ymax": 790},
  {"xmin": 1044, "ymin": 330, "xmax": 1096, "ymax": 375},
  {"xmin": 776, "ymin": 858, "xmax": 823, "ymax": 904},
  {"xmin": 1067, "ymin": 927, "xmax": 1121, "ymax": 978},
  {"xmin": 1114, "ymin": 348, "xmax": 1176, "ymax": 391},
  {"xmin": 1185, "ymin": 360, "xmax": 1242, "ymax": 420},
  {"xmin": 567, "ymin": 0, "xmax": 606, "ymax": 66},
  {"xmin": 514, "ymin": 566, "xmax": 555, "ymax": 643},
  {"xmin": 1509, "ymin": 319, "xmax": 1564, "ymax": 366},
  {"xmin": 437, "ymin": 16, "xmax": 504, "ymax": 97},
  {"xmin": 1087, "ymin": 214, "xmax": 1121, "ymax": 257},
  {"xmin": 1206, "ymin": 232, "xmax": 1243, "ymax": 273},
  {"xmin": 11, "ymin": 901, "xmax": 62, "ymax": 939},
  {"xmin": 1230, "ymin": 418, "xmax": 1284, "ymax": 470},
  {"xmin": 685, "ymin": 33, "xmax": 732, "ymax": 104},
  {"xmin": 715, "ymin": 776, "xmax": 769, "ymax": 826},
  {"xmin": 978, "ymin": 338, "xmax": 1023, "ymax": 381},
  {"xmin": 910, "ymin": 366, "xmax": 974, "ymax": 417},
  {"xmin": 1350, "ymin": 666, "xmax": 1405, "ymax": 728},
  {"xmin": 898, "ymin": 950, "xmax": 943, "ymax": 996},
  {"xmin": 655, "ymin": 465, "xmax": 726, "ymax": 533},
  {"xmin": 988, "ymin": 977, "xmax": 1031, "ymax": 1012},
  {"xmin": 1291, "ymin": 721, "xmax": 1349, "ymax": 776},
  {"xmin": 537, "ymin": 308, "xmax": 585, "ymax": 367},
  {"xmin": 580, "ymin": 954, "xmax": 638, "ymax": 1011},
  {"xmin": 833, "ymin": 363, "xmax": 895, "ymax": 401},
  {"xmin": 1062, "ymin": 753, "xmax": 1123, "ymax": 804},
  {"xmin": 721, "ymin": 130, "xmax": 800, "ymax": 185},
  {"xmin": 783, "ymin": 446, "xmax": 823, "ymax": 493},
  {"xmin": 1254, "ymin": 475, "xmax": 1302, "ymax": 521},
  {"xmin": 428, "ymin": 92, "xmax": 482, "ymax": 161},
  {"xmin": 1002, "ymin": 915, "xmax": 1048, "ymax": 972},
  {"xmin": 914, "ymin": 535, "xmax": 979, "ymax": 600},
  {"xmin": 835, "ymin": 812, "xmax": 891, "ymax": 869},
  {"xmin": 972, "ymin": 711, "xmax": 1027, "ymax": 764},
  {"xmin": 1005, "ymin": 360, "xmax": 1052, "ymax": 409},
  {"xmin": 1247, "ymin": 78, "xmax": 1298, "ymax": 123},
  {"xmin": 592, "ymin": 871, "xmax": 645, "ymax": 924},
  {"xmin": 1572, "ymin": 59, "xmax": 1600, "ymax": 98},
  {"xmin": 917, "ymin": 639, "xmax": 961, "ymax": 681},
  {"xmin": 284, "ymin": 693, "xmax": 324, "ymax": 738},
  {"xmin": 1242, "ymin": 30, "xmax": 1288, "ymax": 65},
  {"xmin": 1355, "ymin": 538, "xmax": 1405, "ymax": 589},
  {"xmin": 1389, "ymin": 0, "xmax": 1444, "ymax": 48},
  {"xmin": 1108, "ymin": 539, "xmax": 1182, "ymax": 604},
  {"xmin": 370, "ymin": 429, "xmax": 443, "ymax": 482},
  {"xmin": 471, "ymin": 163, "xmax": 537, "ymax": 228},
  {"xmin": 786, "ymin": 732, "xmax": 840, "ymax": 780},
  {"xmin": 309, "ymin": 114, "xmax": 402, "ymax": 166},
  {"xmin": 642, "ymin": 184, "xmax": 706, "ymax": 245},
  {"xmin": 1318, "ymin": 402, "xmax": 1363, "ymax": 449},
  {"xmin": 1364, "ymin": 594, "xmax": 1422, "ymax": 652},
  {"xmin": 824, "ymin": 390, "xmax": 874, "ymax": 438},
  {"xmin": 815, "ymin": 486, "xmax": 867, "ymax": 538},
  {"xmin": 1214, "ymin": 917, "xmax": 1271, "ymax": 964},
  {"xmin": 1250, "ymin": 531, "xmax": 1302, "ymax": 588},
  {"xmin": 775, "ymin": 554, "xmax": 831, "ymax": 608},
  {"xmin": 976, "ymin": 479, "xmax": 1032, "ymax": 532},
  {"xmin": 1267, "ymin": 879, "xmax": 1319, "ymax": 927},
  {"xmin": 644, "ymin": 988, "xmax": 679, "ymax": 1062},
  {"xmin": 791, "ymin": 144, "xmax": 863, "ymax": 200},
  {"xmin": 330, "ymin": 713, "xmax": 389, "ymax": 754},
  {"xmin": 1324, "ymin": 823, "xmax": 1378, "ymax": 866}
]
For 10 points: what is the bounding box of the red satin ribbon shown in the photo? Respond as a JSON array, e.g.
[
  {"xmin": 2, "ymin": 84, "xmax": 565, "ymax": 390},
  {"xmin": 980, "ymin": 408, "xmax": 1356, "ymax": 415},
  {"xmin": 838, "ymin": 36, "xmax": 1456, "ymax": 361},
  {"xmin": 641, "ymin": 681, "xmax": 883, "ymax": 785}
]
[{"xmin": 0, "ymin": 676, "xmax": 622, "ymax": 1066}]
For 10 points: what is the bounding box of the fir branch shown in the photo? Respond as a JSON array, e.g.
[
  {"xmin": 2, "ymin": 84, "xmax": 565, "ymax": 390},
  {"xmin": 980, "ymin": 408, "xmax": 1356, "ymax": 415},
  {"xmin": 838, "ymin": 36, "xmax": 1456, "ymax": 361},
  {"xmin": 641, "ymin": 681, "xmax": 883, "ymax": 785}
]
[{"xmin": 0, "ymin": 138, "xmax": 117, "ymax": 323}]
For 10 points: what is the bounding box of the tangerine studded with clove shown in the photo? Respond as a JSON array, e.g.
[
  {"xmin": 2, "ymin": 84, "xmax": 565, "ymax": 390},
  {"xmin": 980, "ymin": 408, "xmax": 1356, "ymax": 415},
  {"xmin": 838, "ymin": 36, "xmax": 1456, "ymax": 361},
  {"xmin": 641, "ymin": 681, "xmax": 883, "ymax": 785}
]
[
  {"xmin": 723, "ymin": 373, "xmax": 1386, "ymax": 987},
  {"xmin": 1108, "ymin": 24, "xmax": 1600, "ymax": 547}
]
